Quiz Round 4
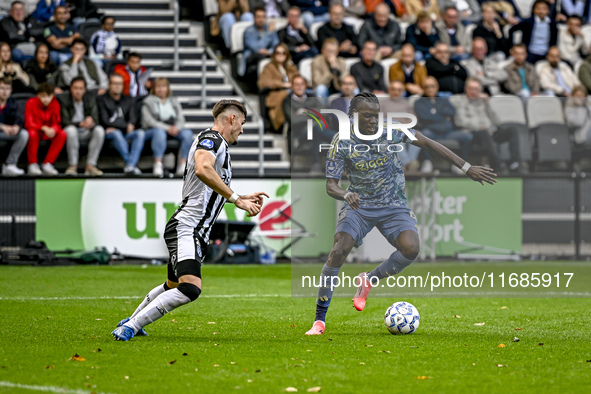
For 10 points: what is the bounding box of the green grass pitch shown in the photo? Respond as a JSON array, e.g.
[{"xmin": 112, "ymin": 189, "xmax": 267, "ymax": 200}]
[{"xmin": 0, "ymin": 264, "xmax": 590, "ymax": 393}]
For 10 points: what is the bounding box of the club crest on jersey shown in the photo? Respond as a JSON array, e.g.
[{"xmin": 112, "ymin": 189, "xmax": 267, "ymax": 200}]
[{"xmin": 200, "ymin": 139, "xmax": 214, "ymax": 149}]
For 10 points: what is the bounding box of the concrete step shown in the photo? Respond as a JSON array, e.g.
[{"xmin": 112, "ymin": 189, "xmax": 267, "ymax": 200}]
[
  {"xmin": 142, "ymin": 59, "xmax": 218, "ymax": 72},
  {"xmin": 126, "ymin": 46, "xmax": 204, "ymax": 60},
  {"xmin": 169, "ymin": 84, "xmax": 233, "ymax": 96},
  {"xmin": 151, "ymin": 70, "xmax": 225, "ymax": 84},
  {"xmin": 99, "ymin": 9, "xmax": 174, "ymax": 21},
  {"xmin": 94, "ymin": 0, "xmax": 169, "ymax": 10},
  {"xmin": 115, "ymin": 21, "xmax": 190, "ymax": 34},
  {"xmin": 118, "ymin": 33, "xmax": 197, "ymax": 47}
]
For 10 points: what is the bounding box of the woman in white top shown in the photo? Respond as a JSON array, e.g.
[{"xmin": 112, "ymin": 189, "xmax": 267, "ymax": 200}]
[{"xmin": 142, "ymin": 77, "xmax": 194, "ymax": 176}]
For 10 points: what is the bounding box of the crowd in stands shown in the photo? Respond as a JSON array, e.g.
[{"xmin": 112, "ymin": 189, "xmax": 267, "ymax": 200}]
[
  {"xmin": 0, "ymin": 0, "xmax": 192, "ymax": 176},
  {"xmin": 212, "ymin": 0, "xmax": 591, "ymax": 173}
]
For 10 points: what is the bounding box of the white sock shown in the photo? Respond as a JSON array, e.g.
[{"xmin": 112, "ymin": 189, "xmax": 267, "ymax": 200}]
[
  {"xmin": 125, "ymin": 288, "xmax": 191, "ymax": 333},
  {"xmin": 130, "ymin": 283, "xmax": 168, "ymax": 319}
]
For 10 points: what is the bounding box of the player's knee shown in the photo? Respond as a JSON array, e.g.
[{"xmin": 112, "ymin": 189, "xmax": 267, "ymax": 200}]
[
  {"xmin": 400, "ymin": 243, "xmax": 419, "ymax": 261},
  {"xmin": 178, "ymin": 282, "xmax": 201, "ymax": 301}
]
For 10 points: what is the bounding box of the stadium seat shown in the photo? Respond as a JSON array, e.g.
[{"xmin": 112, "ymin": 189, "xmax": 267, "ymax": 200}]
[
  {"xmin": 345, "ymin": 58, "xmax": 360, "ymax": 74},
  {"xmin": 309, "ymin": 21, "xmax": 324, "ymax": 42},
  {"xmin": 526, "ymin": 97, "xmax": 571, "ymax": 169},
  {"xmin": 381, "ymin": 58, "xmax": 399, "ymax": 86},
  {"xmin": 489, "ymin": 96, "xmax": 532, "ymax": 162},
  {"xmin": 574, "ymin": 60, "xmax": 584, "ymax": 76},
  {"xmin": 79, "ymin": 21, "xmax": 101, "ymax": 43},
  {"xmin": 346, "ymin": 18, "xmax": 364, "ymax": 34},
  {"xmin": 257, "ymin": 58, "xmax": 271, "ymax": 78},
  {"xmin": 515, "ymin": 0, "xmax": 534, "ymax": 18},
  {"xmin": 464, "ymin": 23, "xmax": 477, "ymax": 51},
  {"xmin": 398, "ymin": 21, "xmax": 409, "ymax": 41},
  {"xmin": 582, "ymin": 25, "xmax": 591, "ymax": 48},
  {"xmin": 299, "ymin": 57, "xmax": 313, "ymax": 85},
  {"xmin": 534, "ymin": 60, "xmax": 548, "ymax": 76},
  {"xmin": 230, "ymin": 21, "xmax": 254, "ymax": 54},
  {"xmin": 203, "ymin": 0, "xmax": 219, "ymax": 16},
  {"xmin": 268, "ymin": 18, "xmax": 288, "ymax": 31},
  {"xmin": 327, "ymin": 93, "xmax": 341, "ymax": 106}
]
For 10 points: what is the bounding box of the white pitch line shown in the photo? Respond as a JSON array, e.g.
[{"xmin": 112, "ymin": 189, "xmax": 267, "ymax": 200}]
[
  {"xmin": 0, "ymin": 294, "xmax": 290, "ymax": 301},
  {"xmin": 0, "ymin": 381, "xmax": 116, "ymax": 394}
]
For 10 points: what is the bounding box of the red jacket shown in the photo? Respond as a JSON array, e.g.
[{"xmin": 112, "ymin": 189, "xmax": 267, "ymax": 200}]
[
  {"xmin": 114, "ymin": 63, "xmax": 148, "ymax": 96},
  {"xmin": 25, "ymin": 96, "xmax": 62, "ymax": 132}
]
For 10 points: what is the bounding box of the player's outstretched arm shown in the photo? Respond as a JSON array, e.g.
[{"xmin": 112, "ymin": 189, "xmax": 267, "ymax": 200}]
[
  {"xmin": 411, "ymin": 131, "xmax": 498, "ymax": 186},
  {"xmin": 326, "ymin": 178, "xmax": 361, "ymax": 210},
  {"xmin": 194, "ymin": 150, "xmax": 261, "ymax": 216}
]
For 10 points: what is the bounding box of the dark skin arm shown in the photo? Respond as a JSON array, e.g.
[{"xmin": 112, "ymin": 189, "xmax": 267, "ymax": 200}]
[
  {"xmin": 327, "ymin": 178, "xmax": 361, "ymax": 210},
  {"xmin": 411, "ymin": 131, "xmax": 497, "ymax": 185}
]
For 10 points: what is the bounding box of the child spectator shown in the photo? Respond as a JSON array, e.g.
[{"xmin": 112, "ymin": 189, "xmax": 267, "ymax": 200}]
[
  {"xmin": 25, "ymin": 82, "xmax": 66, "ymax": 175},
  {"xmin": 113, "ymin": 52, "xmax": 152, "ymax": 98},
  {"xmin": 90, "ymin": 16, "xmax": 122, "ymax": 66},
  {"xmin": 0, "ymin": 77, "xmax": 28, "ymax": 175}
]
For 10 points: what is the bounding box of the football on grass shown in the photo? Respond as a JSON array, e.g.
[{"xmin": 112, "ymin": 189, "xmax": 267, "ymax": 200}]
[{"xmin": 384, "ymin": 301, "xmax": 420, "ymax": 335}]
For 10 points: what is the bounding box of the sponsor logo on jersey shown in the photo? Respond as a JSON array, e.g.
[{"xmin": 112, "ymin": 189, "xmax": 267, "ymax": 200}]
[{"xmin": 200, "ymin": 139, "xmax": 214, "ymax": 149}]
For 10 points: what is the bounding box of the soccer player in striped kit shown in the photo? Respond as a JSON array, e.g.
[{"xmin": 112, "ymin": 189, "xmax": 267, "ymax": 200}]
[{"xmin": 112, "ymin": 99, "xmax": 268, "ymax": 341}]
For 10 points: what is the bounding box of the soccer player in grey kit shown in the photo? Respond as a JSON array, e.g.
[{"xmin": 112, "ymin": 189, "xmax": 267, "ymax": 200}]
[{"xmin": 306, "ymin": 92, "xmax": 497, "ymax": 335}]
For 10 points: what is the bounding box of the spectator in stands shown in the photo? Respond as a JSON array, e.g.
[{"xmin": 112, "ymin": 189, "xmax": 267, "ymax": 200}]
[
  {"xmin": 414, "ymin": 76, "xmax": 472, "ymax": 173},
  {"xmin": 240, "ymin": 7, "xmax": 278, "ymax": 78},
  {"xmin": 463, "ymin": 37, "xmax": 507, "ymax": 95},
  {"xmin": 556, "ymin": 0, "xmax": 590, "ymax": 22},
  {"xmin": 473, "ymin": 2, "xmax": 510, "ymax": 56},
  {"xmin": 329, "ymin": 74, "xmax": 357, "ymax": 115},
  {"xmin": 311, "ymin": 38, "xmax": 346, "ymax": 99},
  {"xmin": 58, "ymin": 38, "xmax": 107, "ymax": 94},
  {"xmin": 503, "ymin": 43, "xmax": 540, "ymax": 96},
  {"xmin": 292, "ymin": 0, "xmax": 329, "ymax": 30},
  {"xmin": 509, "ymin": 0, "xmax": 557, "ymax": 64},
  {"xmin": 388, "ymin": 43, "xmax": 428, "ymax": 96},
  {"xmin": 258, "ymin": 43, "xmax": 299, "ymax": 132},
  {"xmin": 59, "ymin": 76, "xmax": 104, "ymax": 176},
  {"xmin": 1, "ymin": 1, "xmax": 35, "ymax": 64},
  {"xmin": 450, "ymin": 77, "xmax": 505, "ymax": 172},
  {"xmin": 25, "ymin": 82, "xmax": 65, "ymax": 175},
  {"xmin": 212, "ymin": 0, "xmax": 253, "ymax": 49},
  {"xmin": 577, "ymin": 48, "xmax": 591, "ymax": 92},
  {"xmin": 426, "ymin": 41, "xmax": 468, "ymax": 94},
  {"xmin": 31, "ymin": 0, "xmax": 66, "ymax": 23},
  {"xmin": 558, "ymin": 15, "xmax": 588, "ymax": 67},
  {"xmin": 24, "ymin": 43, "xmax": 60, "ymax": 91},
  {"xmin": 331, "ymin": 0, "xmax": 366, "ymax": 21},
  {"xmin": 539, "ymin": 46, "xmax": 579, "ymax": 96},
  {"xmin": 438, "ymin": 0, "xmax": 481, "ymax": 23},
  {"xmin": 277, "ymin": 6, "xmax": 317, "ymax": 64},
  {"xmin": 435, "ymin": 6, "xmax": 471, "ymax": 62},
  {"xmin": 89, "ymin": 16, "xmax": 122, "ymax": 66},
  {"xmin": 565, "ymin": 85, "xmax": 591, "ymax": 146},
  {"xmin": 44, "ymin": 5, "xmax": 81, "ymax": 65},
  {"xmin": 358, "ymin": 3, "xmax": 402, "ymax": 60},
  {"xmin": 97, "ymin": 73, "xmax": 145, "ymax": 175},
  {"xmin": 252, "ymin": 0, "xmax": 290, "ymax": 18},
  {"xmin": 405, "ymin": 11, "xmax": 440, "ymax": 61},
  {"xmin": 0, "ymin": 77, "xmax": 27, "ymax": 176},
  {"xmin": 316, "ymin": 4, "xmax": 358, "ymax": 58},
  {"xmin": 282, "ymin": 74, "xmax": 310, "ymax": 154},
  {"xmin": 405, "ymin": 0, "xmax": 441, "ymax": 21},
  {"xmin": 482, "ymin": 0, "xmax": 521, "ymax": 26},
  {"xmin": 350, "ymin": 41, "xmax": 386, "ymax": 94},
  {"xmin": 114, "ymin": 52, "xmax": 152, "ymax": 98},
  {"xmin": 68, "ymin": 0, "xmax": 101, "ymax": 27},
  {"xmin": 142, "ymin": 77, "xmax": 193, "ymax": 177},
  {"xmin": 382, "ymin": 80, "xmax": 421, "ymax": 171},
  {"xmin": 0, "ymin": 41, "xmax": 32, "ymax": 93}
]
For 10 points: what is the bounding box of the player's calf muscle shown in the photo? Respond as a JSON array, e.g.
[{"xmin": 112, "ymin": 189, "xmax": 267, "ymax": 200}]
[{"xmin": 327, "ymin": 233, "xmax": 355, "ymax": 267}]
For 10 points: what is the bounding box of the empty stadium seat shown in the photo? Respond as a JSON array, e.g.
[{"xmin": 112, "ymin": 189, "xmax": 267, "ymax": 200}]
[
  {"xmin": 299, "ymin": 58, "xmax": 313, "ymax": 85},
  {"xmin": 345, "ymin": 58, "xmax": 360, "ymax": 74},
  {"xmin": 381, "ymin": 58, "xmax": 399, "ymax": 86},
  {"xmin": 230, "ymin": 21, "xmax": 254, "ymax": 54},
  {"xmin": 79, "ymin": 21, "xmax": 101, "ymax": 43},
  {"xmin": 346, "ymin": 18, "xmax": 364, "ymax": 34},
  {"xmin": 527, "ymin": 96, "xmax": 565, "ymax": 128},
  {"xmin": 489, "ymin": 95, "xmax": 532, "ymax": 162}
]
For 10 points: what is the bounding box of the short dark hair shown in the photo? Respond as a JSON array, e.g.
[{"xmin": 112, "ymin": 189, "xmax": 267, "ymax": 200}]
[
  {"xmin": 71, "ymin": 76, "xmax": 86, "ymax": 87},
  {"xmin": 127, "ymin": 52, "xmax": 142, "ymax": 61},
  {"xmin": 212, "ymin": 99, "xmax": 247, "ymax": 119},
  {"xmin": 109, "ymin": 73, "xmax": 124, "ymax": 82},
  {"xmin": 532, "ymin": 0, "xmax": 549, "ymax": 10},
  {"xmin": 348, "ymin": 92, "xmax": 379, "ymax": 118},
  {"xmin": 71, "ymin": 38, "xmax": 88, "ymax": 48},
  {"xmin": 292, "ymin": 75, "xmax": 307, "ymax": 86},
  {"xmin": 253, "ymin": 6, "xmax": 266, "ymax": 15},
  {"xmin": 101, "ymin": 15, "xmax": 115, "ymax": 24},
  {"xmin": 10, "ymin": 1, "xmax": 24, "ymax": 8},
  {"xmin": 37, "ymin": 82, "xmax": 54, "ymax": 95},
  {"xmin": 0, "ymin": 77, "xmax": 12, "ymax": 86},
  {"xmin": 54, "ymin": 5, "xmax": 67, "ymax": 15},
  {"xmin": 567, "ymin": 15, "xmax": 583, "ymax": 24}
]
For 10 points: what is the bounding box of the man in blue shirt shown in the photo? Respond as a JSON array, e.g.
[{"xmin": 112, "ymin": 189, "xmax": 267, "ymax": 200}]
[
  {"xmin": 305, "ymin": 92, "xmax": 497, "ymax": 335},
  {"xmin": 44, "ymin": 6, "xmax": 81, "ymax": 65},
  {"xmin": 509, "ymin": 0, "xmax": 558, "ymax": 64},
  {"xmin": 240, "ymin": 7, "xmax": 279, "ymax": 78}
]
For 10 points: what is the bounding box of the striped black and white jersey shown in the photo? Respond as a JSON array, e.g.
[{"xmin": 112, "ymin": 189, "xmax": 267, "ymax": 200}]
[{"xmin": 175, "ymin": 128, "xmax": 232, "ymax": 243}]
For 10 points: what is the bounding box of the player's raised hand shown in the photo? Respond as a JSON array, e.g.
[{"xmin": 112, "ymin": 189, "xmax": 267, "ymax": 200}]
[
  {"xmin": 242, "ymin": 192, "xmax": 270, "ymax": 207},
  {"xmin": 235, "ymin": 197, "xmax": 262, "ymax": 217},
  {"xmin": 345, "ymin": 192, "xmax": 361, "ymax": 210},
  {"xmin": 466, "ymin": 166, "xmax": 497, "ymax": 185}
]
